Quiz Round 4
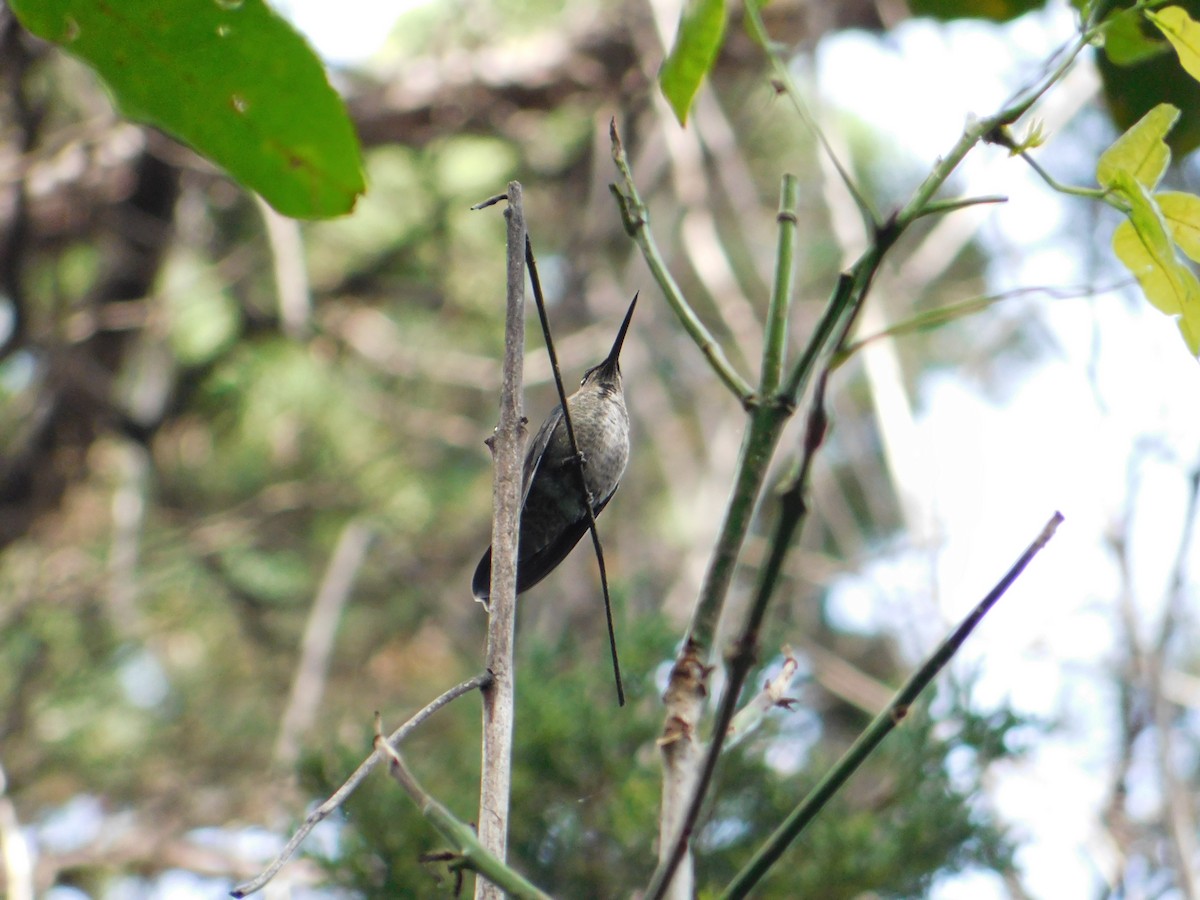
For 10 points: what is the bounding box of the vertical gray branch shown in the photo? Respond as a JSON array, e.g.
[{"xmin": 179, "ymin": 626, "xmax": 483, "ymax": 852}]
[
  {"xmin": 273, "ymin": 519, "xmax": 374, "ymax": 769},
  {"xmin": 476, "ymin": 181, "xmax": 527, "ymax": 900}
]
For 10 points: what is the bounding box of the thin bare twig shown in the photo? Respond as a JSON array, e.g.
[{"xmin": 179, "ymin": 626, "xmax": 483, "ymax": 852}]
[
  {"xmin": 1149, "ymin": 467, "xmax": 1200, "ymax": 898},
  {"xmin": 373, "ymin": 715, "xmax": 552, "ymax": 900},
  {"xmin": 475, "ymin": 181, "xmax": 527, "ymax": 900},
  {"xmin": 255, "ymin": 196, "xmax": 312, "ymax": 340},
  {"xmin": 230, "ymin": 673, "xmax": 491, "ymax": 897},
  {"xmin": 725, "ymin": 651, "xmax": 801, "ymax": 750},
  {"xmin": 273, "ymin": 519, "xmax": 375, "ymax": 769},
  {"xmin": 721, "ymin": 512, "xmax": 1065, "ymax": 899}
]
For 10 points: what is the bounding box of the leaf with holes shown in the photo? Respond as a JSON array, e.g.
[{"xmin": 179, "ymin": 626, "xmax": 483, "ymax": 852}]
[{"xmin": 10, "ymin": 0, "xmax": 365, "ymax": 219}]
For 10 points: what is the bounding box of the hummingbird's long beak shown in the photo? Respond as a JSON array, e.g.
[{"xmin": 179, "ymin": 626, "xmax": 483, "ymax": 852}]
[{"xmin": 598, "ymin": 293, "xmax": 638, "ymax": 376}]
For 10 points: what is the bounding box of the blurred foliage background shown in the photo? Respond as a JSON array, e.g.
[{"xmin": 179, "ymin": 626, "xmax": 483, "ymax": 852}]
[{"xmin": 2, "ymin": 0, "xmax": 1198, "ymax": 897}]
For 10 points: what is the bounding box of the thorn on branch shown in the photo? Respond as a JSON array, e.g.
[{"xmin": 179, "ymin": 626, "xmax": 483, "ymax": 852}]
[
  {"xmin": 420, "ymin": 850, "xmax": 468, "ymax": 897},
  {"xmin": 471, "ymin": 192, "xmax": 509, "ymax": 211},
  {"xmin": 657, "ymin": 715, "xmax": 693, "ymax": 748}
]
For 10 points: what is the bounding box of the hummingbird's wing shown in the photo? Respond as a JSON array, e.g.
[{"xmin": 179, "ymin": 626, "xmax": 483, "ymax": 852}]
[
  {"xmin": 471, "ymin": 406, "xmax": 564, "ymax": 602},
  {"xmin": 509, "ymin": 484, "xmax": 618, "ymax": 596},
  {"xmin": 471, "ymin": 449, "xmax": 618, "ymax": 601},
  {"xmin": 520, "ymin": 405, "xmax": 562, "ymax": 502}
]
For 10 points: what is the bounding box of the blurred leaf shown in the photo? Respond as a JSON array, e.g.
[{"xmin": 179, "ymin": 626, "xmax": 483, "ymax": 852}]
[
  {"xmin": 1159, "ymin": 190, "xmax": 1200, "ymax": 260},
  {"xmin": 1110, "ymin": 173, "xmax": 1200, "ymax": 353},
  {"xmin": 1147, "ymin": 6, "xmax": 1200, "ymax": 82},
  {"xmin": 1096, "ymin": 102, "xmax": 1178, "ymax": 190},
  {"xmin": 837, "ymin": 292, "xmax": 1008, "ymax": 363},
  {"xmin": 1103, "ymin": 8, "xmax": 1169, "ymax": 65},
  {"xmin": 659, "ymin": 0, "xmax": 726, "ymax": 125},
  {"xmin": 1097, "ymin": 1, "xmax": 1200, "ymax": 157},
  {"xmin": 9, "ymin": 0, "xmax": 365, "ymax": 219},
  {"xmin": 1112, "ymin": 216, "xmax": 1186, "ymax": 316},
  {"xmin": 907, "ymin": 0, "xmax": 1045, "ymax": 23},
  {"xmin": 164, "ymin": 252, "xmax": 241, "ymax": 364}
]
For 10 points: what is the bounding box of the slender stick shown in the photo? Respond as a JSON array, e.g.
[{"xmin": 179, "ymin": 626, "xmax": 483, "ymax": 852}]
[
  {"xmin": 273, "ymin": 519, "xmax": 374, "ymax": 768},
  {"xmin": 721, "ymin": 512, "xmax": 1065, "ymax": 899},
  {"xmin": 609, "ymin": 119, "xmax": 756, "ymax": 405},
  {"xmin": 645, "ymin": 369, "xmax": 828, "ymax": 900},
  {"xmin": 760, "ymin": 175, "xmax": 799, "ymax": 395},
  {"xmin": 374, "ymin": 716, "xmax": 553, "ymax": 900},
  {"xmin": 230, "ymin": 673, "xmax": 492, "ymax": 897},
  {"xmin": 653, "ymin": 176, "xmax": 802, "ymax": 900},
  {"xmin": 475, "ymin": 181, "xmax": 528, "ymax": 900},
  {"xmin": 523, "ymin": 237, "xmax": 625, "ymax": 706}
]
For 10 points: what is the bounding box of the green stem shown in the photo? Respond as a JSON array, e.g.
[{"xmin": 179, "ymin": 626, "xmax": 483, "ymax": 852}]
[
  {"xmin": 645, "ymin": 372, "xmax": 829, "ymax": 900},
  {"xmin": 761, "ymin": 175, "xmax": 799, "ymax": 395},
  {"xmin": 683, "ymin": 174, "xmax": 804, "ymax": 659},
  {"xmin": 720, "ymin": 513, "xmax": 1065, "ymax": 899},
  {"xmin": 684, "ymin": 403, "xmax": 789, "ymax": 652},
  {"xmin": 1019, "ymin": 150, "xmax": 1108, "ymax": 200},
  {"xmin": 909, "ymin": 194, "xmax": 1009, "ymax": 220},
  {"xmin": 743, "ymin": 1, "xmax": 877, "ymax": 232},
  {"xmin": 609, "ymin": 121, "xmax": 756, "ymax": 405},
  {"xmin": 894, "ymin": 29, "xmax": 1093, "ymax": 234},
  {"xmin": 374, "ymin": 725, "xmax": 553, "ymax": 900}
]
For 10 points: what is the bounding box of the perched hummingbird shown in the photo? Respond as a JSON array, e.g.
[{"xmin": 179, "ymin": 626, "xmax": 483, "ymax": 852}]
[{"xmin": 473, "ymin": 295, "xmax": 637, "ymax": 602}]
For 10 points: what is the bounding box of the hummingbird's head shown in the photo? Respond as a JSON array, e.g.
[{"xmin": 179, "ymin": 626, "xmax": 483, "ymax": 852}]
[{"xmin": 581, "ymin": 293, "xmax": 638, "ymax": 390}]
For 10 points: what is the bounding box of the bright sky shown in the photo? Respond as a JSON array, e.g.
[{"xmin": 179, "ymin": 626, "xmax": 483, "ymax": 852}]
[{"xmin": 818, "ymin": 7, "xmax": 1200, "ymax": 899}]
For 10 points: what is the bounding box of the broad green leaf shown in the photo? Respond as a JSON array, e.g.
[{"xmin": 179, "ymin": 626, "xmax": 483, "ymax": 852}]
[
  {"xmin": 1111, "ymin": 173, "xmax": 1200, "ymax": 353},
  {"xmin": 659, "ymin": 0, "xmax": 726, "ymax": 125},
  {"xmin": 1113, "ymin": 171, "xmax": 1189, "ymax": 313},
  {"xmin": 1103, "ymin": 8, "xmax": 1169, "ymax": 66},
  {"xmin": 1147, "ymin": 6, "xmax": 1200, "ymax": 83},
  {"xmin": 1113, "ymin": 219, "xmax": 1186, "ymax": 315},
  {"xmin": 1159, "ymin": 191, "xmax": 1200, "ymax": 260},
  {"xmin": 1097, "ymin": 103, "xmax": 1179, "ymax": 190},
  {"xmin": 908, "ymin": 0, "xmax": 1044, "ymax": 23},
  {"xmin": 10, "ymin": 0, "xmax": 365, "ymax": 219}
]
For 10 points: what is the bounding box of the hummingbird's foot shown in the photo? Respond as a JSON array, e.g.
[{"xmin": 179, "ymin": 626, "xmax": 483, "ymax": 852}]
[{"xmin": 561, "ymin": 450, "xmax": 589, "ymax": 471}]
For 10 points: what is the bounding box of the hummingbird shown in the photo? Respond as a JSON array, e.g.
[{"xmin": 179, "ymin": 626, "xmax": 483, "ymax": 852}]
[{"xmin": 473, "ymin": 295, "xmax": 637, "ymax": 602}]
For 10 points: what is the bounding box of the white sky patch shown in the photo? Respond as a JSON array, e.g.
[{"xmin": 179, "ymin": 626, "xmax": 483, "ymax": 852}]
[
  {"xmin": 818, "ymin": 7, "xmax": 1200, "ymax": 899},
  {"xmin": 274, "ymin": 0, "xmax": 423, "ymax": 66}
]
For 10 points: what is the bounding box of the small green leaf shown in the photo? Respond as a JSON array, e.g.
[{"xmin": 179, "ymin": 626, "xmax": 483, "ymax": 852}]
[
  {"xmin": 10, "ymin": 0, "xmax": 365, "ymax": 219},
  {"xmin": 659, "ymin": 0, "xmax": 726, "ymax": 126},
  {"xmin": 1097, "ymin": 102, "xmax": 1179, "ymax": 190},
  {"xmin": 1159, "ymin": 191, "xmax": 1200, "ymax": 261},
  {"xmin": 1103, "ymin": 8, "xmax": 1169, "ymax": 66},
  {"xmin": 1147, "ymin": 6, "xmax": 1200, "ymax": 83},
  {"xmin": 1110, "ymin": 172, "xmax": 1200, "ymax": 353},
  {"xmin": 1182, "ymin": 314, "xmax": 1200, "ymax": 352},
  {"xmin": 1008, "ymin": 119, "xmax": 1048, "ymax": 155}
]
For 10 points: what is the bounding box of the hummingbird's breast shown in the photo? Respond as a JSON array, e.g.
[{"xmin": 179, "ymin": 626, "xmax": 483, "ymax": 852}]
[{"xmin": 566, "ymin": 384, "xmax": 630, "ymax": 501}]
